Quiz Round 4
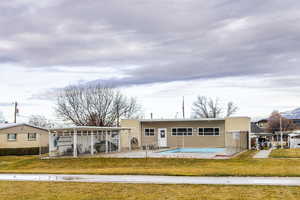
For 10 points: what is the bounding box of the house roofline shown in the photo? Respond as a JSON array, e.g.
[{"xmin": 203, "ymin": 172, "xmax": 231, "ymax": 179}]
[
  {"xmin": 137, "ymin": 116, "xmax": 250, "ymax": 123},
  {"xmin": 49, "ymin": 126, "xmax": 131, "ymax": 132},
  {"xmin": 0, "ymin": 123, "xmax": 47, "ymax": 132}
]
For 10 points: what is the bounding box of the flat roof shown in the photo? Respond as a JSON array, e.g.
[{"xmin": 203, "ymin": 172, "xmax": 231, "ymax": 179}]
[
  {"xmin": 140, "ymin": 119, "xmax": 224, "ymax": 122},
  {"xmin": 49, "ymin": 126, "xmax": 131, "ymax": 132},
  {"xmin": 138, "ymin": 117, "xmax": 250, "ymax": 123}
]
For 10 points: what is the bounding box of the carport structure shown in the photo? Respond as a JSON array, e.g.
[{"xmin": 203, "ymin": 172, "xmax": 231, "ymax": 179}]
[{"xmin": 48, "ymin": 126, "xmax": 131, "ymax": 157}]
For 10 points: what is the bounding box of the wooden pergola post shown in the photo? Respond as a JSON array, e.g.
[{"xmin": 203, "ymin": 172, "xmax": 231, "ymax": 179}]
[
  {"xmin": 105, "ymin": 130, "xmax": 108, "ymax": 154},
  {"xmin": 248, "ymin": 132, "xmax": 251, "ymax": 150},
  {"xmin": 118, "ymin": 130, "xmax": 121, "ymax": 152},
  {"xmin": 48, "ymin": 131, "xmax": 53, "ymax": 157},
  {"xmin": 73, "ymin": 129, "xmax": 78, "ymax": 157},
  {"xmin": 39, "ymin": 133, "xmax": 42, "ymax": 157},
  {"xmin": 128, "ymin": 129, "xmax": 132, "ymax": 151},
  {"xmin": 90, "ymin": 131, "xmax": 94, "ymax": 155},
  {"xmin": 256, "ymin": 137, "xmax": 259, "ymax": 150}
]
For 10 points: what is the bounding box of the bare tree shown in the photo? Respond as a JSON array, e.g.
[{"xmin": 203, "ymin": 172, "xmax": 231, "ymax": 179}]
[
  {"xmin": 56, "ymin": 83, "xmax": 141, "ymax": 126},
  {"xmin": 226, "ymin": 102, "xmax": 238, "ymax": 117},
  {"xmin": 28, "ymin": 115, "xmax": 55, "ymax": 128},
  {"xmin": 192, "ymin": 96, "xmax": 238, "ymax": 118},
  {"xmin": 208, "ymin": 98, "xmax": 222, "ymax": 118},
  {"xmin": 266, "ymin": 111, "xmax": 296, "ymax": 133},
  {"xmin": 192, "ymin": 96, "xmax": 210, "ymax": 118}
]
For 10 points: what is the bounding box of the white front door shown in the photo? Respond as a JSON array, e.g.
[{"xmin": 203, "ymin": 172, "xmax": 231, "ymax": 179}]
[{"xmin": 158, "ymin": 128, "xmax": 167, "ymax": 147}]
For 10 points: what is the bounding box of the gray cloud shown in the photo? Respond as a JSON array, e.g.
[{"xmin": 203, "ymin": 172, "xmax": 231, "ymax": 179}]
[
  {"xmin": 29, "ymin": 88, "xmax": 61, "ymax": 101},
  {"xmin": 1, "ymin": 0, "xmax": 300, "ymax": 86}
]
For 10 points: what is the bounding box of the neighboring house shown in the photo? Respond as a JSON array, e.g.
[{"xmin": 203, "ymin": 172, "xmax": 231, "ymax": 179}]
[
  {"xmin": 256, "ymin": 118, "xmax": 300, "ymax": 130},
  {"xmin": 250, "ymin": 122, "xmax": 273, "ymax": 149},
  {"xmin": 286, "ymin": 119, "xmax": 300, "ymax": 129},
  {"xmin": 251, "ymin": 122, "xmax": 265, "ymax": 134},
  {"xmin": 121, "ymin": 117, "xmax": 251, "ymax": 150},
  {"xmin": 282, "ymin": 107, "xmax": 300, "ymax": 129},
  {"xmin": 255, "ymin": 119, "xmax": 268, "ymax": 129},
  {"xmin": 257, "ymin": 107, "xmax": 300, "ymax": 130},
  {"xmin": 292, "ymin": 119, "xmax": 300, "ymax": 128},
  {"xmin": 0, "ymin": 123, "xmax": 48, "ymax": 152}
]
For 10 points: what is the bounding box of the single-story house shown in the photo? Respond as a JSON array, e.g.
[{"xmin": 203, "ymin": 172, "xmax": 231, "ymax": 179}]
[
  {"xmin": 48, "ymin": 117, "xmax": 250, "ymax": 158},
  {"xmin": 121, "ymin": 116, "xmax": 251, "ymax": 151},
  {"xmin": 0, "ymin": 123, "xmax": 48, "ymax": 155}
]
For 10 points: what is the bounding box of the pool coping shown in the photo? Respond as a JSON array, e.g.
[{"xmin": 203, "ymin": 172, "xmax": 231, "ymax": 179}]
[{"xmin": 158, "ymin": 148, "xmax": 226, "ymax": 154}]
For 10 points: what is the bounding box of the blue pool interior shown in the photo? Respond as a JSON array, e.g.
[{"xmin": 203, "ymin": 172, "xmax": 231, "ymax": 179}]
[{"xmin": 159, "ymin": 148, "xmax": 225, "ymax": 154}]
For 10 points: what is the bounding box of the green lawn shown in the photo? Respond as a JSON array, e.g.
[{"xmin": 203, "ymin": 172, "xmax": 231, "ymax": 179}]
[
  {"xmin": 271, "ymin": 148, "xmax": 300, "ymax": 158},
  {"xmin": 0, "ymin": 150, "xmax": 300, "ymax": 177},
  {"xmin": 0, "ymin": 181, "xmax": 300, "ymax": 200}
]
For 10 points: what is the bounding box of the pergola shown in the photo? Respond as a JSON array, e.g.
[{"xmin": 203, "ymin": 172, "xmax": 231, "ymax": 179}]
[{"xmin": 48, "ymin": 126, "xmax": 131, "ymax": 157}]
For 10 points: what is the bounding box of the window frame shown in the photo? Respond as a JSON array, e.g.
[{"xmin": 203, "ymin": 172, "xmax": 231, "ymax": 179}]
[
  {"xmin": 144, "ymin": 128, "xmax": 155, "ymax": 136},
  {"xmin": 7, "ymin": 133, "xmax": 17, "ymax": 141},
  {"xmin": 171, "ymin": 127, "xmax": 193, "ymax": 136},
  {"xmin": 198, "ymin": 127, "xmax": 220, "ymax": 136},
  {"xmin": 28, "ymin": 133, "xmax": 37, "ymax": 141}
]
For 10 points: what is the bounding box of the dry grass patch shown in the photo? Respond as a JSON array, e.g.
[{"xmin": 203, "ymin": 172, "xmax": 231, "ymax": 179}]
[
  {"xmin": 271, "ymin": 149, "xmax": 300, "ymax": 158},
  {"xmin": 0, "ymin": 181, "xmax": 300, "ymax": 200},
  {"xmin": 1, "ymin": 151, "xmax": 300, "ymax": 177}
]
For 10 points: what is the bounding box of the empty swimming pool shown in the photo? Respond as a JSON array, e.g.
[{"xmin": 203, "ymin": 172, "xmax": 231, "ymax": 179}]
[{"xmin": 160, "ymin": 148, "xmax": 225, "ymax": 154}]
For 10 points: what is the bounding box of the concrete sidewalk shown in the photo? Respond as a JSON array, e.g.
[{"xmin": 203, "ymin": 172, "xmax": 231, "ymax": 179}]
[
  {"xmin": 1, "ymin": 174, "xmax": 300, "ymax": 186},
  {"xmin": 253, "ymin": 148, "xmax": 273, "ymax": 158}
]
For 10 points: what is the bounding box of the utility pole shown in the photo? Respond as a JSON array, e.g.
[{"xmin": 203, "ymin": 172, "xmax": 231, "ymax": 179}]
[
  {"xmin": 280, "ymin": 116, "xmax": 283, "ymax": 149},
  {"xmin": 116, "ymin": 104, "xmax": 120, "ymax": 127},
  {"xmin": 182, "ymin": 96, "xmax": 185, "ymax": 119},
  {"xmin": 13, "ymin": 102, "xmax": 18, "ymax": 123}
]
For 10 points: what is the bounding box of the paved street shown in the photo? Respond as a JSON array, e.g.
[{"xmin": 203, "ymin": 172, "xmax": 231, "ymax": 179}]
[{"xmin": 1, "ymin": 174, "xmax": 300, "ymax": 186}]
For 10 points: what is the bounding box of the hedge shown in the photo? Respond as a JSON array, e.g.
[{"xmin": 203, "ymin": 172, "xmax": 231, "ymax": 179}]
[{"xmin": 0, "ymin": 147, "xmax": 49, "ymax": 156}]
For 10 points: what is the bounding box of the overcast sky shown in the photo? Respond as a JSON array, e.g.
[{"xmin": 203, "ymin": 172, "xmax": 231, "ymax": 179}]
[{"xmin": 1, "ymin": 0, "xmax": 300, "ymax": 122}]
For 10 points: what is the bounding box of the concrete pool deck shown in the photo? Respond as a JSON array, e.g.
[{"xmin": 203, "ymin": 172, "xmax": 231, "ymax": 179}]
[
  {"xmin": 1, "ymin": 174, "xmax": 300, "ymax": 186},
  {"xmin": 101, "ymin": 149, "xmax": 238, "ymax": 159}
]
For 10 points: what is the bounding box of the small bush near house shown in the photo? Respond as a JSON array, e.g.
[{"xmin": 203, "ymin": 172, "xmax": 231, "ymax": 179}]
[{"xmin": 0, "ymin": 147, "xmax": 48, "ymax": 156}]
